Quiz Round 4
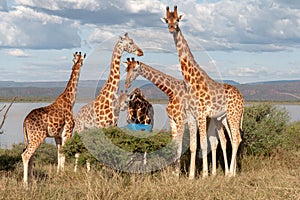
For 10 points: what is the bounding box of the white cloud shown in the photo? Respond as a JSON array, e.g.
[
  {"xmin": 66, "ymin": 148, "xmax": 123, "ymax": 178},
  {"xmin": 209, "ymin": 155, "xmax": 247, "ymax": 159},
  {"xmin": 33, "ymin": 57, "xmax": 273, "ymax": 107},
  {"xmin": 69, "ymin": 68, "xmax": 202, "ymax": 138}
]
[
  {"xmin": 6, "ymin": 49, "xmax": 31, "ymax": 57},
  {"xmin": 0, "ymin": 5, "xmax": 81, "ymax": 49},
  {"xmin": 5, "ymin": 0, "xmax": 299, "ymax": 52}
]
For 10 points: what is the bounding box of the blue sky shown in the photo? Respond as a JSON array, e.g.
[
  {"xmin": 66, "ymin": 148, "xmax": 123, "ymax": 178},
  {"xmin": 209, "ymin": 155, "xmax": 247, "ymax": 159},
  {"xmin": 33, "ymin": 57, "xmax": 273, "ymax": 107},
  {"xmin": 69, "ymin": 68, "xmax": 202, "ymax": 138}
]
[{"xmin": 0, "ymin": 0, "xmax": 299, "ymax": 84}]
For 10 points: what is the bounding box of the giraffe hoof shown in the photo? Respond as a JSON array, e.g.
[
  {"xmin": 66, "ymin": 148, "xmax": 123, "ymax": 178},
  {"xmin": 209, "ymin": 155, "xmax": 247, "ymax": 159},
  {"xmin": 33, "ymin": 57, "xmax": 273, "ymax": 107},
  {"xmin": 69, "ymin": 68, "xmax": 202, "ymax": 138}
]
[
  {"xmin": 225, "ymin": 172, "xmax": 234, "ymax": 178},
  {"xmin": 188, "ymin": 175, "xmax": 195, "ymax": 180}
]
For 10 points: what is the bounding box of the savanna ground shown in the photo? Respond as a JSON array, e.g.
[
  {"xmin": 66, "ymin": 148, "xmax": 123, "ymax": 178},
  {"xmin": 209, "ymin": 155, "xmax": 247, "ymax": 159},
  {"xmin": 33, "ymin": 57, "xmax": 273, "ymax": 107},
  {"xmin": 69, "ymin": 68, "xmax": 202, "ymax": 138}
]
[{"xmin": 0, "ymin": 103, "xmax": 299, "ymax": 200}]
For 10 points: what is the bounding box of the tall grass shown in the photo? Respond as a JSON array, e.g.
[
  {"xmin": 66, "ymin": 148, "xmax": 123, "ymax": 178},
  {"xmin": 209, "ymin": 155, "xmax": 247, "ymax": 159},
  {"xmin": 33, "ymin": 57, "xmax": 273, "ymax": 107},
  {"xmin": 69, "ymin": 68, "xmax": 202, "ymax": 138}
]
[
  {"xmin": 0, "ymin": 103, "xmax": 299, "ymax": 199},
  {"xmin": 0, "ymin": 150, "xmax": 299, "ymax": 200}
]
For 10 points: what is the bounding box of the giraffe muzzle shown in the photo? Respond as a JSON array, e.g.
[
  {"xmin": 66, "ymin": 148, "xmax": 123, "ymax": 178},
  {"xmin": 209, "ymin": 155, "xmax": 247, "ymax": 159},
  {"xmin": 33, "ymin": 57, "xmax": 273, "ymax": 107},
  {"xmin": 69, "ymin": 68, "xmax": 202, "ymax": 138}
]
[{"xmin": 136, "ymin": 49, "xmax": 144, "ymax": 56}]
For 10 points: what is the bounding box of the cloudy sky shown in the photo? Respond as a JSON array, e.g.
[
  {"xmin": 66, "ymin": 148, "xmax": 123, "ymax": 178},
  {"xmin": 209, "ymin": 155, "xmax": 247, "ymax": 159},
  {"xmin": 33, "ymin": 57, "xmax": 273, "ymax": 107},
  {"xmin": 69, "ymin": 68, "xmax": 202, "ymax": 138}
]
[{"xmin": 0, "ymin": 0, "xmax": 299, "ymax": 84}]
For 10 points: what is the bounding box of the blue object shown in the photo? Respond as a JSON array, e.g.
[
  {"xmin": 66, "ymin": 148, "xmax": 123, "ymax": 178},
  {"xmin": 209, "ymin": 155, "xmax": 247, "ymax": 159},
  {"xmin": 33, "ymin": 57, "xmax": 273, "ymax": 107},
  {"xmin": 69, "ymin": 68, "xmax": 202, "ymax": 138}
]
[{"xmin": 126, "ymin": 124, "xmax": 152, "ymax": 132}]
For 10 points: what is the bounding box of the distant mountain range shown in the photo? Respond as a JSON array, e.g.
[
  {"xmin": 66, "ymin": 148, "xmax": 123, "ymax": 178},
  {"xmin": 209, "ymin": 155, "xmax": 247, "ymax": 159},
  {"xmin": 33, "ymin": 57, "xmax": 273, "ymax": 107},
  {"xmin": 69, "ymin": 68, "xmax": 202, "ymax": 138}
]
[{"xmin": 0, "ymin": 79, "xmax": 300, "ymax": 102}]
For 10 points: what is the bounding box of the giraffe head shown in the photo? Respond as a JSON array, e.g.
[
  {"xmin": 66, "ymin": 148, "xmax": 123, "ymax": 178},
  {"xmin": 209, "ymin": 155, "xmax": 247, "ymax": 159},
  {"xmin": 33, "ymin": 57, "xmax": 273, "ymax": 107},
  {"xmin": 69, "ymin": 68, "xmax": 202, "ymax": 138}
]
[
  {"xmin": 72, "ymin": 52, "xmax": 86, "ymax": 66},
  {"xmin": 123, "ymin": 57, "xmax": 141, "ymax": 89},
  {"xmin": 118, "ymin": 90, "xmax": 130, "ymax": 111},
  {"xmin": 119, "ymin": 33, "xmax": 143, "ymax": 56},
  {"xmin": 161, "ymin": 5, "xmax": 184, "ymax": 33}
]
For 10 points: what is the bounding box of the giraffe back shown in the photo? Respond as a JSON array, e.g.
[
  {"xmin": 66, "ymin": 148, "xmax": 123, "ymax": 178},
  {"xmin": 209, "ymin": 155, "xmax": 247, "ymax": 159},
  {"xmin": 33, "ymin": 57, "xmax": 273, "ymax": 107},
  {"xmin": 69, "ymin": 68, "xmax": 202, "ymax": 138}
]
[{"xmin": 127, "ymin": 88, "xmax": 154, "ymax": 128}]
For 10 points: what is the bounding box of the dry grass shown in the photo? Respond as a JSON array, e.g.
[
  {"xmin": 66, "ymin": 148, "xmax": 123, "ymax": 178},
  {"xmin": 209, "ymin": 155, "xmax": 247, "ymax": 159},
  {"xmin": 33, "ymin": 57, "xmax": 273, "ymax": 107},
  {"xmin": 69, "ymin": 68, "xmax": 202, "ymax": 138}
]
[{"xmin": 0, "ymin": 149, "xmax": 299, "ymax": 200}]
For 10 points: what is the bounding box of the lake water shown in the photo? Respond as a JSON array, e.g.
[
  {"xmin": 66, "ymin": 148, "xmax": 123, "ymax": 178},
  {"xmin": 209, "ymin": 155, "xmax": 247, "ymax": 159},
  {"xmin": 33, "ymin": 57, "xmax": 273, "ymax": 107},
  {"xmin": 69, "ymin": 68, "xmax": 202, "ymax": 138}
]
[
  {"xmin": 0, "ymin": 103, "xmax": 170, "ymax": 148},
  {"xmin": 0, "ymin": 103, "xmax": 299, "ymax": 149}
]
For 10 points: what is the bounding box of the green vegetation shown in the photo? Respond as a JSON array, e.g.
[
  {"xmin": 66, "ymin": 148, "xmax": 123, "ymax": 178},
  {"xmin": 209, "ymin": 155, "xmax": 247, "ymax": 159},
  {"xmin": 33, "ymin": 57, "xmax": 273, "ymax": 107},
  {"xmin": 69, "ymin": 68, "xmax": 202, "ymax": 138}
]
[
  {"xmin": 242, "ymin": 103, "xmax": 291, "ymax": 156},
  {"xmin": 62, "ymin": 127, "xmax": 176, "ymax": 173},
  {"xmin": 0, "ymin": 103, "xmax": 299, "ymax": 199}
]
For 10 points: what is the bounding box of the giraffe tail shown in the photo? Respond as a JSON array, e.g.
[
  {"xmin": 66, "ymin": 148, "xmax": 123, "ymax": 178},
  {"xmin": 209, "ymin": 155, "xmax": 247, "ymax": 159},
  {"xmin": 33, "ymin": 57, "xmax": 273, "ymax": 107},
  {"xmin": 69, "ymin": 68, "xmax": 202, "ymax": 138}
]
[
  {"xmin": 240, "ymin": 112, "xmax": 244, "ymax": 131},
  {"xmin": 23, "ymin": 120, "xmax": 29, "ymax": 150}
]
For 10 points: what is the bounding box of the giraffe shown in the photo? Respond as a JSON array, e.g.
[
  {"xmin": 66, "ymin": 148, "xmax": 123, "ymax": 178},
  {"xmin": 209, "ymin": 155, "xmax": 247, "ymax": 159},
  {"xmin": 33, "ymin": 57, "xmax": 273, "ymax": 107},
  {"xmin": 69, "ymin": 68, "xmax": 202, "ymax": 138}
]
[
  {"xmin": 114, "ymin": 90, "xmax": 131, "ymax": 119},
  {"xmin": 22, "ymin": 52, "xmax": 86, "ymax": 184},
  {"xmin": 74, "ymin": 33, "xmax": 143, "ymax": 133},
  {"xmin": 126, "ymin": 87, "xmax": 154, "ymax": 131},
  {"xmin": 162, "ymin": 6, "xmax": 244, "ymax": 177},
  {"xmin": 123, "ymin": 57, "xmax": 198, "ymax": 178},
  {"xmin": 74, "ymin": 90, "xmax": 130, "ymax": 172},
  {"xmin": 73, "ymin": 33, "xmax": 143, "ymax": 171}
]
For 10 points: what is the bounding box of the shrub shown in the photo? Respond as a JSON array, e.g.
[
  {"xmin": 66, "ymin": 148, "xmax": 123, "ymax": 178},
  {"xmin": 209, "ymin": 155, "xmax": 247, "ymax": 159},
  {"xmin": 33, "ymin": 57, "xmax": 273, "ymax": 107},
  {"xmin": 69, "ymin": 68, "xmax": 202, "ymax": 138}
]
[
  {"xmin": 0, "ymin": 144, "xmax": 23, "ymax": 171},
  {"xmin": 62, "ymin": 127, "xmax": 176, "ymax": 173},
  {"xmin": 242, "ymin": 103, "xmax": 290, "ymax": 156},
  {"xmin": 0, "ymin": 142, "xmax": 57, "ymax": 171}
]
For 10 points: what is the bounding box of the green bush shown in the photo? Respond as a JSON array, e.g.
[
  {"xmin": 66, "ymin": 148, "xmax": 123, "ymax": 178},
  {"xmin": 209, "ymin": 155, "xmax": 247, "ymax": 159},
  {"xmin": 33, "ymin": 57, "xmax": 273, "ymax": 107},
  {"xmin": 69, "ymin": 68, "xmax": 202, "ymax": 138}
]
[
  {"xmin": 62, "ymin": 127, "xmax": 176, "ymax": 172},
  {"xmin": 0, "ymin": 142, "xmax": 57, "ymax": 171},
  {"xmin": 281, "ymin": 121, "xmax": 300, "ymax": 151},
  {"xmin": 242, "ymin": 103, "xmax": 290, "ymax": 156},
  {"xmin": 62, "ymin": 132, "xmax": 96, "ymax": 167},
  {"xmin": 0, "ymin": 144, "xmax": 23, "ymax": 171}
]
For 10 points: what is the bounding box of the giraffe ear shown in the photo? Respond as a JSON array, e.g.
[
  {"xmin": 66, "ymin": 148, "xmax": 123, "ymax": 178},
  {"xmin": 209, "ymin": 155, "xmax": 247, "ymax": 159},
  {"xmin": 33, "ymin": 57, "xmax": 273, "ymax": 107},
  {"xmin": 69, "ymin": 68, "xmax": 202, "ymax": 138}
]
[
  {"xmin": 178, "ymin": 14, "xmax": 184, "ymax": 21},
  {"xmin": 161, "ymin": 17, "xmax": 168, "ymax": 24}
]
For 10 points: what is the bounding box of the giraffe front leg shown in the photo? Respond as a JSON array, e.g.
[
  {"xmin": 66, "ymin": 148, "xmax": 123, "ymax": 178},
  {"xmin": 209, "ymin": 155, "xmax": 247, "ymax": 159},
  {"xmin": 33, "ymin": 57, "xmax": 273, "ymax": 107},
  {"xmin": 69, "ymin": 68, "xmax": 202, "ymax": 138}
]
[
  {"xmin": 59, "ymin": 119, "xmax": 75, "ymax": 172},
  {"xmin": 198, "ymin": 118, "xmax": 208, "ymax": 178},
  {"xmin": 74, "ymin": 153, "xmax": 80, "ymax": 172},
  {"xmin": 55, "ymin": 137, "xmax": 63, "ymax": 173},
  {"xmin": 169, "ymin": 119, "xmax": 181, "ymax": 177},
  {"xmin": 208, "ymin": 119, "xmax": 218, "ymax": 176},
  {"xmin": 187, "ymin": 112, "xmax": 197, "ymax": 179}
]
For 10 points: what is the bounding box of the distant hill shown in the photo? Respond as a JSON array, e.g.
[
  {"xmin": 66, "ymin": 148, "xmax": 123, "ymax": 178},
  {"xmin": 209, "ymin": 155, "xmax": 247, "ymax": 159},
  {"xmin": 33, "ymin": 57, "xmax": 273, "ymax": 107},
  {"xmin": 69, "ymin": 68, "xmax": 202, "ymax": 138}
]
[
  {"xmin": 237, "ymin": 80, "xmax": 300, "ymax": 101},
  {"xmin": 0, "ymin": 80, "xmax": 300, "ymax": 102}
]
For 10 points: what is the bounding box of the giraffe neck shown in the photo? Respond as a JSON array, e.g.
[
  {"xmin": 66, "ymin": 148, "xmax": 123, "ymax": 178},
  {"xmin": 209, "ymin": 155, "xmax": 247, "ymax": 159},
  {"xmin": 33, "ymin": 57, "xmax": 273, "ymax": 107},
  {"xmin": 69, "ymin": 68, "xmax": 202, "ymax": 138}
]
[
  {"xmin": 173, "ymin": 29, "xmax": 227, "ymax": 115},
  {"xmin": 98, "ymin": 42, "xmax": 122, "ymax": 98},
  {"xmin": 139, "ymin": 62, "xmax": 183, "ymax": 100},
  {"xmin": 56, "ymin": 62, "xmax": 81, "ymax": 106},
  {"xmin": 173, "ymin": 28, "xmax": 211, "ymax": 85}
]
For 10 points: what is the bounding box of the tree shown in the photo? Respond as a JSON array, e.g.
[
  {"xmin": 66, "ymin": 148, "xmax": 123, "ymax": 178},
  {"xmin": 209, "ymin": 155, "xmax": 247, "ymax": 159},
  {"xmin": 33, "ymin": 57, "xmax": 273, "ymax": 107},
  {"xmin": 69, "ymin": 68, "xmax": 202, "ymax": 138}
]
[{"xmin": 0, "ymin": 97, "xmax": 17, "ymax": 134}]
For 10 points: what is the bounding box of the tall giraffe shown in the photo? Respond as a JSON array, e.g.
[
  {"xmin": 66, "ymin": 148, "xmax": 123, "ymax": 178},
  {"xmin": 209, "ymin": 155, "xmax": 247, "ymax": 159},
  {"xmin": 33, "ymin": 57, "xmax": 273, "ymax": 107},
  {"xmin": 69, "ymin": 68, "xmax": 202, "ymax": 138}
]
[
  {"xmin": 22, "ymin": 52, "xmax": 86, "ymax": 184},
  {"xmin": 74, "ymin": 33, "xmax": 143, "ymax": 133},
  {"xmin": 127, "ymin": 87, "xmax": 154, "ymax": 131},
  {"xmin": 162, "ymin": 6, "xmax": 244, "ymax": 177},
  {"xmin": 124, "ymin": 57, "xmax": 199, "ymax": 178},
  {"xmin": 73, "ymin": 34, "xmax": 143, "ymax": 171}
]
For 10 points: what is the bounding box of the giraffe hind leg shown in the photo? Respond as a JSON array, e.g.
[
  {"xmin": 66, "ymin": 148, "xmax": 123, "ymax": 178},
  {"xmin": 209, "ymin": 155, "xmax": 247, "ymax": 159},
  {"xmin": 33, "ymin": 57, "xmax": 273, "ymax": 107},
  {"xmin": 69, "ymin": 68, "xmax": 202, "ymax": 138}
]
[{"xmin": 22, "ymin": 135, "xmax": 46, "ymax": 185}]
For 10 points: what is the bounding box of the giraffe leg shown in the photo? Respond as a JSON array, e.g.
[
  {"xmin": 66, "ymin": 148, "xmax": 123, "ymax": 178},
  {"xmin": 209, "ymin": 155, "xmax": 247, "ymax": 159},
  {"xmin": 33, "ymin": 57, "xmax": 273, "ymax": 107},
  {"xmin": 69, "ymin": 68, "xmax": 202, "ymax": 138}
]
[
  {"xmin": 187, "ymin": 112, "xmax": 197, "ymax": 179},
  {"xmin": 22, "ymin": 152, "xmax": 29, "ymax": 186},
  {"xmin": 169, "ymin": 119, "xmax": 181, "ymax": 177},
  {"xmin": 86, "ymin": 160, "xmax": 91, "ymax": 172},
  {"xmin": 216, "ymin": 124, "xmax": 229, "ymax": 176},
  {"xmin": 228, "ymin": 124, "xmax": 242, "ymax": 177},
  {"xmin": 28, "ymin": 156, "xmax": 34, "ymax": 179},
  {"xmin": 22, "ymin": 134, "xmax": 46, "ymax": 185},
  {"xmin": 74, "ymin": 153, "xmax": 80, "ymax": 172},
  {"xmin": 55, "ymin": 137, "xmax": 63, "ymax": 173},
  {"xmin": 59, "ymin": 119, "xmax": 74, "ymax": 172},
  {"xmin": 221, "ymin": 117, "xmax": 232, "ymax": 141},
  {"xmin": 198, "ymin": 118, "xmax": 208, "ymax": 178},
  {"xmin": 208, "ymin": 119, "xmax": 218, "ymax": 176}
]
